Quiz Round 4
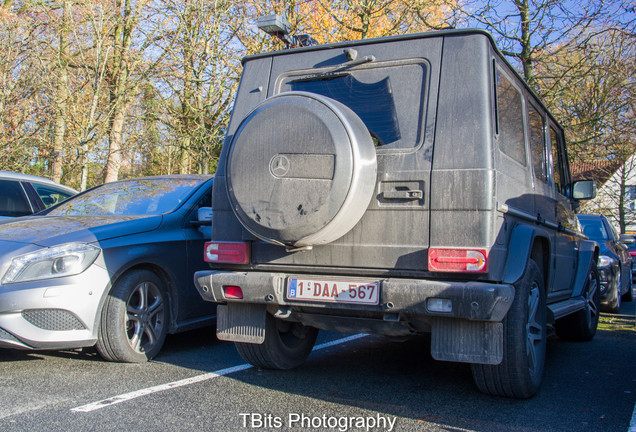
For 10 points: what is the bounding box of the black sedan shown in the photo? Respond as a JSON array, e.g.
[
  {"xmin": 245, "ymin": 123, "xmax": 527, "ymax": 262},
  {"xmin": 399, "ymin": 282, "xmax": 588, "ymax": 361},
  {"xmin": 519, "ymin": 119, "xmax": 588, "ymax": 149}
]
[
  {"xmin": 578, "ymin": 214, "xmax": 633, "ymax": 313},
  {"xmin": 0, "ymin": 175, "xmax": 215, "ymax": 362}
]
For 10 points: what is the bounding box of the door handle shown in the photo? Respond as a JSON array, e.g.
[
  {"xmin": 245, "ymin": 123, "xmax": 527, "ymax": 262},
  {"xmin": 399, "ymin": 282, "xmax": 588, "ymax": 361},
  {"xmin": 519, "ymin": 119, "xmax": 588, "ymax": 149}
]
[{"xmin": 382, "ymin": 189, "xmax": 423, "ymax": 200}]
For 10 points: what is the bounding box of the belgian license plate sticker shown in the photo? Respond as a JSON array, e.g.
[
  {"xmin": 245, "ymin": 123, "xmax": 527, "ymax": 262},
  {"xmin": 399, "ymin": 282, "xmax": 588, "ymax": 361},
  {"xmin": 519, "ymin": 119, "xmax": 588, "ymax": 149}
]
[{"xmin": 287, "ymin": 277, "xmax": 380, "ymax": 305}]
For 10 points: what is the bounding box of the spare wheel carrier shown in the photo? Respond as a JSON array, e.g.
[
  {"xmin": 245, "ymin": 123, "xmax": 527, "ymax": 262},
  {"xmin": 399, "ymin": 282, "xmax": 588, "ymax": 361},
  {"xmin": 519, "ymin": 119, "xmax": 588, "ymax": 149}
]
[{"xmin": 226, "ymin": 91, "xmax": 377, "ymax": 247}]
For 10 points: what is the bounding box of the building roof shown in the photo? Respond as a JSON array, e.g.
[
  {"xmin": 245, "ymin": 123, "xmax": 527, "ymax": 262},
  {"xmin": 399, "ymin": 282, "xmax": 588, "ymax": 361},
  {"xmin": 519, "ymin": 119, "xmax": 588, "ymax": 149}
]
[{"xmin": 570, "ymin": 159, "xmax": 624, "ymax": 185}]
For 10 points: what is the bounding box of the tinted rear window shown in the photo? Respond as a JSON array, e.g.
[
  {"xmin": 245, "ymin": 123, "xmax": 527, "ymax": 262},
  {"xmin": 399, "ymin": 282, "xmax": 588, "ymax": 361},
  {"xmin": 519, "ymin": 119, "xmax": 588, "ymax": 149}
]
[{"xmin": 278, "ymin": 61, "xmax": 427, "ymax": 150}]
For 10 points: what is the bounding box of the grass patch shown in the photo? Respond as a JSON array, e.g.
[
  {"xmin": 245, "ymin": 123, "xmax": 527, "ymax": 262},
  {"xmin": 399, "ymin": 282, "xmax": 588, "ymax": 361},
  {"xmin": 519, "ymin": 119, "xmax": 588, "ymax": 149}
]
[{"xmin": 598, "ymin": 314, "xmax": 636, "ymax": 331}]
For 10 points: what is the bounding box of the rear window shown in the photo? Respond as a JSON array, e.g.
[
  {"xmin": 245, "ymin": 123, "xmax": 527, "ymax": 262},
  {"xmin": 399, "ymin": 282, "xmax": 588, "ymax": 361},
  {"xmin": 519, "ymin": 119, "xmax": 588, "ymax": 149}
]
[{"xmin": 277, "ymin": 61, "xmax": 427, "ymax": 150}]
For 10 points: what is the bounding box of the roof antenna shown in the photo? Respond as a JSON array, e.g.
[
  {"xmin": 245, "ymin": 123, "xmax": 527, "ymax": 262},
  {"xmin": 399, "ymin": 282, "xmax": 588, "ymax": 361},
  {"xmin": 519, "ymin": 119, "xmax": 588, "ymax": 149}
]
[{"xmin": 257, "ymin": 15, "xmax": 318, "ymax": 49}]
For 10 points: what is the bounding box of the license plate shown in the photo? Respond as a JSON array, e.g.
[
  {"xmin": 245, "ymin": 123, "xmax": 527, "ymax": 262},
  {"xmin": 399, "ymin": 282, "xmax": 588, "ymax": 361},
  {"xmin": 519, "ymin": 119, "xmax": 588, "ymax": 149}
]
[{"xmin": 286, "ymin": 277, "xmax": 380, "ymax": 305}]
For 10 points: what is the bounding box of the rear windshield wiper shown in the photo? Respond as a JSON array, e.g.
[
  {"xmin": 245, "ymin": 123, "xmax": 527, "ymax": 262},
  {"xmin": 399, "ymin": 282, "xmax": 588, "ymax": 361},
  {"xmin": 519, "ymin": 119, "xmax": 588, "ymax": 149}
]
[{"xmin": 290, "ymin": 55, "xmax": 376, "ymax": 83}]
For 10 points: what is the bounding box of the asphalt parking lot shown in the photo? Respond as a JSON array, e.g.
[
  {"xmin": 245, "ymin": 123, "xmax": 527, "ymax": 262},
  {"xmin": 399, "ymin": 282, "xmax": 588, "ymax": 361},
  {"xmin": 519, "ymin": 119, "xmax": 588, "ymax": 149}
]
[{"xmin": 1, "ymin": 299, "xmax": 635, "ymax": 432}]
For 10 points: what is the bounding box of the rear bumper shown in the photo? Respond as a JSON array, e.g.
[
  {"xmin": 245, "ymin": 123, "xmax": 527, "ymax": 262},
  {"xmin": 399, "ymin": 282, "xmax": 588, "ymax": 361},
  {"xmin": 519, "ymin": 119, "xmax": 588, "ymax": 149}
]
[{"xmin": 194, "ymin": 270, "xmax": 514, "ymax": 322}]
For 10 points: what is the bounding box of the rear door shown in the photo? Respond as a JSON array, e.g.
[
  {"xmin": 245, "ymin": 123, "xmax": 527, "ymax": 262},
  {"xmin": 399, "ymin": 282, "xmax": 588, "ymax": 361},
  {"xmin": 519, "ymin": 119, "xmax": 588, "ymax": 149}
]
[{"xmin": 249, "ymin": 37, "xmax": 443, "ymax": 271}]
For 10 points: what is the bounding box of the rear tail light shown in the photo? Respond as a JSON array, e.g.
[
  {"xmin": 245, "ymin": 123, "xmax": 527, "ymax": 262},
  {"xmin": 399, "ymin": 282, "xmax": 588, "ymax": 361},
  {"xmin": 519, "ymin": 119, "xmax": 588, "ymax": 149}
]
[
  {"xmin": 428, "ymin": 248, "xmax": 488, "ymax": 273},
  {"xmin": 204, "ymin": 241, "xmax": 250, "ymax": 264}
]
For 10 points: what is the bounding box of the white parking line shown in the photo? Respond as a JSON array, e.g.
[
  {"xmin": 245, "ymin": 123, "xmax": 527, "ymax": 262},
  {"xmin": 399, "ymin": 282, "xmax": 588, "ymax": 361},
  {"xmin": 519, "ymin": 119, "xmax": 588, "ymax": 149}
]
[
  {"xmin": 71, "ymin": 333, "xmax": 368, "ymax": 413},
  {"xmin": 629, "ymin": 401, "xmax": 636, "ymax": 432}
]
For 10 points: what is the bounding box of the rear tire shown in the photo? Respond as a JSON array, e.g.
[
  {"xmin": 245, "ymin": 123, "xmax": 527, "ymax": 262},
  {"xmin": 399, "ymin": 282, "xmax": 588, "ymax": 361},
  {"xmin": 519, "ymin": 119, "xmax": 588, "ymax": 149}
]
[
  {"xmin": 555, "ymin": 263, "xmax": 600, "ymax": 341},
  {"xmin": 471, "ymin": 259, "xmax": 546, "ymax": 398},
  {"xmin": 235, "ymin": 313, "xmax": 318, "ymax": 370}
]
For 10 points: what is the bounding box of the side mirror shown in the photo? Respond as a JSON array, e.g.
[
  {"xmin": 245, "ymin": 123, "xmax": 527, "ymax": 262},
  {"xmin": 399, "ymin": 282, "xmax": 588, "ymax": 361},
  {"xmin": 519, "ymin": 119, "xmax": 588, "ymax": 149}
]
[
  {"xmin": 619, "ymin": 234, "xmax": 635, "ymax": 244},
  {"xmin": 198, "ymin": 207, "xmax": 212, "ymax": 222},
  {"xmin": 190, "ymin": 207, "xmax": 212, "ymax": 227},
  {"xmin": 572, "ymin": 180, "xmax": 597, "ymax": 200}
]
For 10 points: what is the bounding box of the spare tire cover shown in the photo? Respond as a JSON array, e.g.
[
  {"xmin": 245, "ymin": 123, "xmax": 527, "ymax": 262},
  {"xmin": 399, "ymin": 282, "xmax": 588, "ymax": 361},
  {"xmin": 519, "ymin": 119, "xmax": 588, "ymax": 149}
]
[{"xmin": 226, "ymin": 91, "xmax": 377, "ymax": 247}]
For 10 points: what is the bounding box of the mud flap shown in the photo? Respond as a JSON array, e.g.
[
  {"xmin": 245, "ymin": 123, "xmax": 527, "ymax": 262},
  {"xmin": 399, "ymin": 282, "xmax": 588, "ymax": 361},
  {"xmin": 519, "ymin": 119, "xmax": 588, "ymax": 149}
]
[
  {"xmin": 216, "ymin": 303, "xmax": 266, "ymax": 344},
  {"xmin": 431, "ymin": 318, "xmax": 503, "ymax": 365}
]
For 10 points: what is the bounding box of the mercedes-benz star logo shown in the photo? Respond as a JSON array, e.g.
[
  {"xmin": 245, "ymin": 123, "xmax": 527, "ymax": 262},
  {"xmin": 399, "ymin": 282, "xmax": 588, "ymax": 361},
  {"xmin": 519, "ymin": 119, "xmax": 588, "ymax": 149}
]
[{"xmin": 269, "ymin": 154, "xmax": 290, "ymax": 178}]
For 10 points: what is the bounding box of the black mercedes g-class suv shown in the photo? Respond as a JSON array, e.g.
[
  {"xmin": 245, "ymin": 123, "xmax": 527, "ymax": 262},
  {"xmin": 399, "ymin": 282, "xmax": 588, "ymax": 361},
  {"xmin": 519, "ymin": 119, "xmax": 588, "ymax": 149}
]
[{"xmin": 194, "ymin": 29, "xmax": 599, "ymax": 398}]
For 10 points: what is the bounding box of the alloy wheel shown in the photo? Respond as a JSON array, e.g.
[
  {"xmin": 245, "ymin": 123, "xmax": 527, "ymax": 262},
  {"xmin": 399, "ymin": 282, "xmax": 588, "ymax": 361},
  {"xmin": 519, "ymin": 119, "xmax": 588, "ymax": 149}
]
[
  {"xmin": 526, "ymin": 281, "xmax": 543, "ymax": 376},
  {"xmin": 585, "ymin": 271, "xmax": 599, "ymax": 325},
  {"xmin": 125, "ymin": 281, "xmax": 165, "ymax": 353}
]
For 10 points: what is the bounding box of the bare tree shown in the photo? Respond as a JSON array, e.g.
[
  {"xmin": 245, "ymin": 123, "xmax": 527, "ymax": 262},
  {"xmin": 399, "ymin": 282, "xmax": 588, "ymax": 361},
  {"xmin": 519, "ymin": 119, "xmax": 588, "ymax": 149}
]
[
  {"xmin": 102, "ymin": 0, "xmax": 176, "ymax": 182},
  {"xmin": 155, "ymin": 0, "xmax": 240, "ymax": 175},
  {"xmin": 540, "ymin": 29, "xmax": 635, "ymax": 230},
  {"xmin": 0, "ymin": 1, "xmax": 49, "ymax": 174},
  {"xmin": 415, "ymin": 0, "xmax": 614, "ymax": 87},
  {"xmin": 233, "ymin": 0, "xmax": 451, "ymax": 49},
  {"xmin": 26, "ymin": 1, "xmax": 120, "ymax": 189},
  {"xmin": 103, "ymin": 0, "xmax": 144, "ymax": 182},
  {"xmin": 68, "ymin": 2, "xmax": 116, "ymax": 190},
  {"xmin": 49, "ymin": 0, "xmax": 72, "ymax": 183}
]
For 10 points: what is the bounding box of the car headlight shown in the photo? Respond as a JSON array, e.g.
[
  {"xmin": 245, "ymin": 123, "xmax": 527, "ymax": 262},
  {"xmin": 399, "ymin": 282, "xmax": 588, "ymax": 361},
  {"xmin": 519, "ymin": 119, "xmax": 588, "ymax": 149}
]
[
  {"xmin": 2, "ymin": 243, "xmax": 101, "ymax": 284},
  {"xmin": 597, "ymin": 255, "xmax": 615, "ymax": 269}
]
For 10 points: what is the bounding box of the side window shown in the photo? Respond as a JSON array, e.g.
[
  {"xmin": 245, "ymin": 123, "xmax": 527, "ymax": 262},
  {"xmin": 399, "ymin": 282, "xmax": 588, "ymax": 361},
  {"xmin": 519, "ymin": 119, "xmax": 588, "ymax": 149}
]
[
  {"xmin": 32, "ymin": 184, "xmax": 74, "ymax": 208},
  {"xmin": 528, "ymin": 104, "xmax": 547, "ymax": 183},
  {"xmin": 606, "ymin": 219, "xmax": 620, "ymax": 241},
  {"xmin": 549, "ymin": 127, "xmax": 565, "ymax": 195},
  {"xmin": 197, "ymin": 189, "xmax": 212, "ymax": 209},
  {"xmin": 185, "ymin": 187, "xmax": 212, "ymax": 237},
  {"xmin": 0, "ymin": 179, "xmax": 32, "ymax": 217},
  {"xmin": 185, "ymin": 187, "xmax": 212, "ymax": 224},
  {"xmin": 496, "ymin": 68, "xmax": 526, "ymax": 165}
]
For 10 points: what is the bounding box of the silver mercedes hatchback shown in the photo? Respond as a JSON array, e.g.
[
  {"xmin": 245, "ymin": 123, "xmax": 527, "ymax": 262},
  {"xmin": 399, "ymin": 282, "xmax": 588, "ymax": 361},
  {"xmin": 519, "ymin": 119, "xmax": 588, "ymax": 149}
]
[{"xmin": 0, "ymin": 175, "xmax": 215, "ymax": 362}]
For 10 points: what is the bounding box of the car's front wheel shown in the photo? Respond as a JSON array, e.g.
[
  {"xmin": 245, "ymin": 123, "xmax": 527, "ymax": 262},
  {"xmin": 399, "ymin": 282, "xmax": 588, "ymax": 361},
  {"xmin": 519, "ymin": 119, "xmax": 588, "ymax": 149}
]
[
  {"xmin": 622, "ymin": 271, "xmax": 633, "ymax": 302},
  {"xmin": 97, "ymin": 269, "xmax": 169, "ymax": 363},
  {"xmin": 607, "ymin": 268, "xmax": 622, "ymax": 313},
  {"xmin": 235, "ymin": 313, "xmax": 318, "ymax": 370},
  {"xmin": 555, "ymin": 262, "xmax": 600, "ymax": 341}
]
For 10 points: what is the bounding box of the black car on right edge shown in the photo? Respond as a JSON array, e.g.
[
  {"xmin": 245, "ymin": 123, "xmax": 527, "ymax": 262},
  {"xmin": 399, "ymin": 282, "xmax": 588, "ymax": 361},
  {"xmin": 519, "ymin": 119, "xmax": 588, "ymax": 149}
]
[
  {"xmin": 577, "ymin": 214, "xmax": 634, "ymax": 313},
  {"xmin": 194, "ymin": 28, "xmax": 600, "ymax": 399}
]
